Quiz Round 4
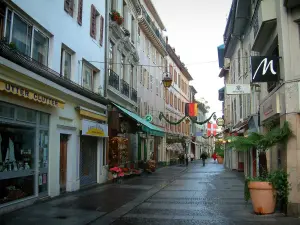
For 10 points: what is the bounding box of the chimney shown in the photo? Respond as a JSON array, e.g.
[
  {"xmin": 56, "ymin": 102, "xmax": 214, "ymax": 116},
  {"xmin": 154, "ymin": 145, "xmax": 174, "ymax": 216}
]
[
  {"xmin": 166, "ymin": 36, "xmax": 168, "ymax": 44},
  {"xmin": 172, "ymin": 48, "xmax": 175, "ymax": 52},
  {"xmin": 178, "ymin": 55, "xmax": 180, "ymax": 59}
]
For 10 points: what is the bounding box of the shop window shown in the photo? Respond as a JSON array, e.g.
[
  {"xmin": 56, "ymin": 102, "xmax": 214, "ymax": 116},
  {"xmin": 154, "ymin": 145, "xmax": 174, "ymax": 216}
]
[
  {"xmin": 0, "ymin": 103, "xmax": 14, "ymax": 119},
  {"xmin": 16, "ymin": 107, "xmax": 37, "ymax": 124},
  {"xmin": 0, "ymin": 124, "xmax": 35, "ymax": 204},
  {"xmin": 40, "ymin": 112, "xmax": 49, "ymax": 126},
  {"xmin": 5, "ymin": 10, "xmax": 49, "ymax": 66},
  {"xmin": 38, "ymin": 130, "xmax": 49, "ymax": 193}
]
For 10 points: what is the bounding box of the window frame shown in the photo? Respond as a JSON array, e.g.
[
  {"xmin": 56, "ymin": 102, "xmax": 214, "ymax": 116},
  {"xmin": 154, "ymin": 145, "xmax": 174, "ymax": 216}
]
[
  {"xmin": 4, "ymin": 9, "xmax": 50, "ymax": 66},
  {"xmin": 61, "ymin": 48, "xmax": 72, "ymax": 79},
  {"xmin": 82, "ymin": 62, "xmax": 94, "ymax": 91}
]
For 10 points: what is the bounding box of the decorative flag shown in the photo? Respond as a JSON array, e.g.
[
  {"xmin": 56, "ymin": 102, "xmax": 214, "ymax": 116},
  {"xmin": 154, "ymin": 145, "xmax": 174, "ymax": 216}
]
[
  {"xmin": 207, "ymin": 122, "xmax": 217, "ymax": 136},
  {"xmin": 185, "ymin": 103, "xmax": 198, "ymax": 117}
]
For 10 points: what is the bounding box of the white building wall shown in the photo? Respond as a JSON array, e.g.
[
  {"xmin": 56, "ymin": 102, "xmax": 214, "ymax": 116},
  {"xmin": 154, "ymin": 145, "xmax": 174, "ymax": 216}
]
[{"xmin": 10, "ymin": 0, "xmax": 106, "ymax": 95}]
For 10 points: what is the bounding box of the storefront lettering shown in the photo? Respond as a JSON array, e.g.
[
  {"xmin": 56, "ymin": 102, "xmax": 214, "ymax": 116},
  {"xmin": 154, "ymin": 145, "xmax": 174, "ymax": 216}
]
[
  {"xmin": 1, "ymin": 82, "xmax": 62, "ymax": 108},
  {"xmin": 5, "ymin": 83, "xmax": 29, "ymax": 97}
]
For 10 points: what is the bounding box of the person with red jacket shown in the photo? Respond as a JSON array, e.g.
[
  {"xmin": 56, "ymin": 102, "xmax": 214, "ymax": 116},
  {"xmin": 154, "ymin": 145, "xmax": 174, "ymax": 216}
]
[{"xmin": 212, "ymin": 152, "xmax": 217, "ymax": 163}]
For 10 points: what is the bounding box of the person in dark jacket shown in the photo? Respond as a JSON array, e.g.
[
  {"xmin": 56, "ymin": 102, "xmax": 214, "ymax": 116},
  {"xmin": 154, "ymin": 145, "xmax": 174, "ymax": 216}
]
[{"xmin": 200, "ymin": 152, "xmax": 208, "ymax": 166}]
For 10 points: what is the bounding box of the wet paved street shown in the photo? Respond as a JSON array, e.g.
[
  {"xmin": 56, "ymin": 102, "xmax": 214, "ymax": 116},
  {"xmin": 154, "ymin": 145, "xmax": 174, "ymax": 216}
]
[{"xmin": 1, "ymin": 160, "xmax": 300, "ymax": 225}]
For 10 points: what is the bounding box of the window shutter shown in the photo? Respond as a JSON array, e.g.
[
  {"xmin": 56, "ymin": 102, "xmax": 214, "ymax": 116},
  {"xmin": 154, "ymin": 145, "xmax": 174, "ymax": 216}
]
[
  {"xmin": 77, "ymin": 0, "xmax": 83, "ymax": 25},
  {"xmin": 64, "ymin": 0, "xmax": 74, "ymax": 16},
  {"xmin": 100, "ymin": 16, "xmax": 104, "ymax": 46},
  {"xmin": 90, "ymin": 5, "xmax": 96, "ymax": 39}
]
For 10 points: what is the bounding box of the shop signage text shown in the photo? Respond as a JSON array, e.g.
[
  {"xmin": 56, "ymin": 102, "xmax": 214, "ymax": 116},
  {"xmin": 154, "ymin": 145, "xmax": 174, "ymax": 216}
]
[
  {"xmin": 0, "ymin": 81, "xmax": 64, "ymax": 109},
  {"xmin": 82, "ymin": 119, "xmax": 108, "ymax": 137},
  {"xmin": 251, "ymin": 56, "xmax": 279, "ymax": 83},
  {"xmin": 260, "ymin": 93, "xmax": 280, "ymax": 122},
  {"xmin": 226, "ymin": 84, "xmax": 251, "ymax": 95}
]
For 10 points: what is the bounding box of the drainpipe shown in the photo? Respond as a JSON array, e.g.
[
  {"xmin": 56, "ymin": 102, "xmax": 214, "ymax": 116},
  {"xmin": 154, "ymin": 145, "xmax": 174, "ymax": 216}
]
[{"xmin": 104, "ymin": 0, "xmax": 109, "ymax": 99}]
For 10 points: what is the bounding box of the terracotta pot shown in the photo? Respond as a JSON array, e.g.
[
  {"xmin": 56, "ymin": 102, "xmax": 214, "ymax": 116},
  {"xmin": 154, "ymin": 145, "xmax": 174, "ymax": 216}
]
[
  {"xmin": 217, "ymin": 157, "xmax": 223, "ymax": 164},
  {"xmin": 248, "ymin": 181, "xmax": 276, "ymax": 214}
]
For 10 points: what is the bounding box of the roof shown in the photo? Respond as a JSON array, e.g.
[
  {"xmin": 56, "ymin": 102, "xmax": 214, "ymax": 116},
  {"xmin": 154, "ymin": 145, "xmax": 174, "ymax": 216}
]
[
  {"xmin": 144, "ymin": 0, "xmax": 166, "ymax": 30},
  {"xmin": 189, "ymin": 85, "xmax": 197, "ymax": 94},
  {"xmin": 167, "ymin": 44, "xmax": 193, "ymax": 81}
]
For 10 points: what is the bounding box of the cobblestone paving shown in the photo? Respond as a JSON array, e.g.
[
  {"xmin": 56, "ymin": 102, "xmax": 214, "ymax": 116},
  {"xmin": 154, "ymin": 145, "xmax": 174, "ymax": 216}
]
[
  {"xmin": 112, "ymin": 160, "xmax": 300, "ymax": 225},
  {"xmin": 1, "ymin": 161, "xmax": 300, "ymax": 225}
]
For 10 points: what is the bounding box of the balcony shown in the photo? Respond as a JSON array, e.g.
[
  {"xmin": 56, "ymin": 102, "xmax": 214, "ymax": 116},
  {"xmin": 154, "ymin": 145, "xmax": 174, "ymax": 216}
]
[
  {"xmin": 108, "ymin": 69, "xmax": 137, "ymax": 103},
  {"xmin": 252, "ymin": 0, "xmax": 277, "ymax": 51},
  {"xmin": 0, "ymin": 40, "xmax": 108, "ymax": 105},
  {"xmin": 284, "ymin": 0, "xmax": 300, "ymax": 9},
  {"xmin": 108, "ymin": 70, "xmax": 119, "ymax": 91},
  {"xmin": 138, "ymin": 7, "xmax": 167, "ymax": 56},
  {"xmin": 121, "ymin": 79, "xmax": 129, "ymax": 97},
  {"xmin": 131, "ymin": 87, "xmax": 137, "ymax": 103}
]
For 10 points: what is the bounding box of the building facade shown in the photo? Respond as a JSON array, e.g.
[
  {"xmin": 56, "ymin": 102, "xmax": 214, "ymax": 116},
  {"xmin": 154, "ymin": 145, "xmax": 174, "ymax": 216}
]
[
  {"xmin": 221, "ymin": 0, "xmax": 300, "ymax": 216},
  {"xmin": 164, "ymin": 43, "xmax": 193, "ymax": 164},
  {"xmin": 0, "ymin": 0, "xmax": 108, "ymax": 214}
]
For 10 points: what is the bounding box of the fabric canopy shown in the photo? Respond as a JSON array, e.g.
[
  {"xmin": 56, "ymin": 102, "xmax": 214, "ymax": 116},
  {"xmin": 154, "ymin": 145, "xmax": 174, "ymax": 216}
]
[{"xmin": 113, "ymin": 103, "xmax": 165, "ymax": 137}]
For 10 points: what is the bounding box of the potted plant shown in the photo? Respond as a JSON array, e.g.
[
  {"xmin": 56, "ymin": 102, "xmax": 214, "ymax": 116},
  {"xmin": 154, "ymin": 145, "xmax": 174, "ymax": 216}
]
[
  {"xmin": 215, "ymin": 144, "xmax": 224, "ymax": 164},
  {"xmin": 228, "ymin": 121, "xmax": 292, "ymax": 215}
]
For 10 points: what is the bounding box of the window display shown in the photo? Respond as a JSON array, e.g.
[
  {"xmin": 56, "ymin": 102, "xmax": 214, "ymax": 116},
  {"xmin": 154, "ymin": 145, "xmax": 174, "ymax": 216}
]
[
  {"xmin": 0, "ymin": 124, "xmax": 35, "ymax": 204},
  {"xmin": 38, "ymin": 130, "xmax": 48, "ymax": 193},
  {"xmin": 0, "ymin": 102, "xmax": 50, "ymax": 205}
]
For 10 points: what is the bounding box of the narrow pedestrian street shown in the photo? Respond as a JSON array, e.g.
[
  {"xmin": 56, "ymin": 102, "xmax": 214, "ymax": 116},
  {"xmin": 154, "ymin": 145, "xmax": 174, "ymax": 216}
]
[{"xmin": 0, "ymin": 161, "xmax": 299, "ymax": 225}]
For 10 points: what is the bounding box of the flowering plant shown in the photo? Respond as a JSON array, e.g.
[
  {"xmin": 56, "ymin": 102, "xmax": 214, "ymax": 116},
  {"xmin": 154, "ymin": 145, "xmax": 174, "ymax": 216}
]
[
  {"xmin": 111, "ymin": 10, "xmax": 124, "ymax": 25},
  {"xmin": 109, "ymin": 166, "xmax": 124, "ymax": 177}
]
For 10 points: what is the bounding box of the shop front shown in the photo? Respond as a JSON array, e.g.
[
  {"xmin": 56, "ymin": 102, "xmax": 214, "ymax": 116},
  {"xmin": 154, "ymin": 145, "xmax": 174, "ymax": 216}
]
[
  {"xmin": 80, "ymin": 117, "xmax": 108, "ymax": 187},
  {"xmin": 108, "ymin": 103, "xmax": 164, "ymax": 170},
  {"xmin": 0, "ymin": 79, "xmax": 65, "ymax": 213}
]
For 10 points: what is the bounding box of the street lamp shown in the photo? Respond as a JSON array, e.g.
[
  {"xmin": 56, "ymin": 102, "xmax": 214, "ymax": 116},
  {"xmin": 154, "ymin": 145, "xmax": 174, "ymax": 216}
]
[
  {"xmin": 213, "ymin": 114, "xmax": 217, "ymax": 121},
  {"xmin": 162, "ymin": 72, "xmax": 172, "ymax": 88}
]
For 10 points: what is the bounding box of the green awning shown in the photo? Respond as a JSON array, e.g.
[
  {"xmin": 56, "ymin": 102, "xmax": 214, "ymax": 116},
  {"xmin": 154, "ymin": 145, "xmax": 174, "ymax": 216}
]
[{"xmin": 112, "ymin": 103, "xmax": 165, "ymax": 137}]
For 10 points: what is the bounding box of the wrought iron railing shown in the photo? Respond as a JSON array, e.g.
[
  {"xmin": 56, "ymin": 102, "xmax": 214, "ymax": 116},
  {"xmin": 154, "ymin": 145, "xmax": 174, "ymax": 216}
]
[
  {"xmin": 0, "ymin": 40, "xmax": 107, "ymax": 105},
  {"xmin": 121, "ymin": 79, "xmax": 129, "ymax": 97},
  {"xmin": 108, "ymin": 69, "xmax": 119, "ymax": 91},
  {"xmin": 131, "ymin": 87, "xmax": 137, "ymax": 103},
  {"xmin": 141, "ymin": 7, "xmax": 166, "ymax": 47}
]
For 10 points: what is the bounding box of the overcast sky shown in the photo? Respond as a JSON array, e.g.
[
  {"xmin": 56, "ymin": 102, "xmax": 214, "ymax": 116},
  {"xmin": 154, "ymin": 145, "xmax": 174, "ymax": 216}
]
[{"xmin": 152, "ymin": 0, "xmax": 232, "ymax": 118}]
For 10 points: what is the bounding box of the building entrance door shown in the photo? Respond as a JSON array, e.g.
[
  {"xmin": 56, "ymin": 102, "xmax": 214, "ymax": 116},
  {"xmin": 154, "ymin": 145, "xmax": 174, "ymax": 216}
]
[{"xmin": 60, "ymin": 134, "xmax": 68, "ymax": 192}]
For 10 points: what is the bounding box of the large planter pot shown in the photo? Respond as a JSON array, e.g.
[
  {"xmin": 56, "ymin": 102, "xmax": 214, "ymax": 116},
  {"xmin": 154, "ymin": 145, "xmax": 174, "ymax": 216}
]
[
  {"xmin": 217, "ymin": 156, "xmax": 223, "ymax": 164},
  {"xmin": 248, "ymin": 181, "xmax": 276, "ymax": 214}
]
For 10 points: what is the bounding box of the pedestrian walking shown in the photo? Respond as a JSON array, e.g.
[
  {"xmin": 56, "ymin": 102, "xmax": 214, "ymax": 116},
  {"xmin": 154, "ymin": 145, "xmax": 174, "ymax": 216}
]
[
  {"xmin": 212, "ymin": 152, "xmax": 217, "ymax": 163},
  {"xmin": 190, "ymin": 153, "xmax": 194, "ymax": 162},
  {"xmin": 185, "ymin": 153, "xmax": 189, "ymax": 167},
  {"xmin": 200, "ymin": 152, "xmax": 208, "ymax": 166}
]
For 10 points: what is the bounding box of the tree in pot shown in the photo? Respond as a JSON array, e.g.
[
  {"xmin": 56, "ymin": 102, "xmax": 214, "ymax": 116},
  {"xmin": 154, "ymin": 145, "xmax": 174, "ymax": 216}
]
[
  {"xmin": 228, "ymin": 121, "xmax": 292, "ymax": 215},
  {"xmin": 215, "ymin": 143, "xmax": 224, "ymax": 164}
]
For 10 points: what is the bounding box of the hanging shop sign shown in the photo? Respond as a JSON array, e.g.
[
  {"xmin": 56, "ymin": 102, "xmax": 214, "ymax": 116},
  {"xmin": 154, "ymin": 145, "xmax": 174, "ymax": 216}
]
[
  {"xmin": 145, "ymin": 114, "xmax": 153, "ymax": 123},
  {"xmin": 251, "ymin": 56, "xmax": 279, "ymax": 83},
  {"xmin": 82, "ymin": 119, "xmax": 108, "ymax": 137},
  {"xmin": 0, "ymin": 80, "xmax": 65, "ymax": 108},
  {"xmin": 225, "ymin": 84, "xmax": 251, "ymax": 95},
  {"xmin": 260, "ymin": 93, "xmax": 280, "ymax": 122},
  {"xmin": 216, "ymin": 118, "xmax": 225, "ymax": 126}
]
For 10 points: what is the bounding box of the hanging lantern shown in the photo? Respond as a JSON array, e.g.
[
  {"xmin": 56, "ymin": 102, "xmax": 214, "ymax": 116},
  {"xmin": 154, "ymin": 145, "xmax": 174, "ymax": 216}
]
[
  {"xmin": 162, "ymin": 72, "xmax": 172, "ymax": 88},
  {"xmin": 213, "ymin": 114, "xmax": 217, "ymax": 121}
]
